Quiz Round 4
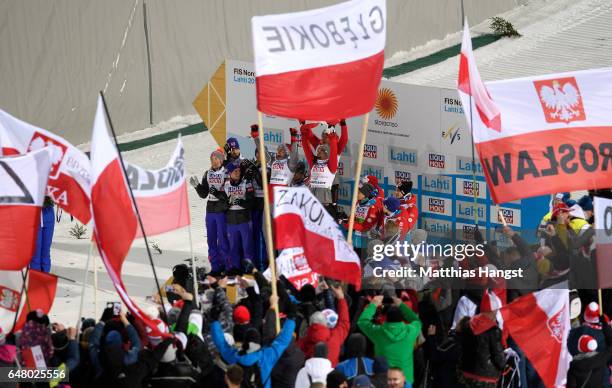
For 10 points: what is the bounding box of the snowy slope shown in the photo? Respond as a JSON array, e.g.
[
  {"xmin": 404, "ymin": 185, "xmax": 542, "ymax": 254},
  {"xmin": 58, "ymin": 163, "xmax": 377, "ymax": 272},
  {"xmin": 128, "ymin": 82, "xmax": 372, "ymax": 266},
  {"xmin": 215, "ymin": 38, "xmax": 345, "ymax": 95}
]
[
  {"xmin": 49, "ymin": 128, "xmax": 216, "ymax": 325},
  {"xmin": 391, "ymin": 0, "xmax": 612, "ymax": 87}
]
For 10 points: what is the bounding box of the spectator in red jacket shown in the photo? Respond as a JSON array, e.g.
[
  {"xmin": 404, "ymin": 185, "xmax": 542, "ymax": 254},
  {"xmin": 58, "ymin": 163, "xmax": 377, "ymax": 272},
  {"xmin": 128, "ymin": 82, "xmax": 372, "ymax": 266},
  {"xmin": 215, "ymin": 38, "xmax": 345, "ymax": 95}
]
[
  {"xmin": 302, "ymin": 119, "xmax": 349, "ymax": 155},
  {"xmin": 343, "ymin": 183, "xmax": 382, "ymax": 257},
  {"xmin": 383, "ymin": 196, "xmax": 417, "ymax": 242},
  {"xmin": 297, "ymin": 284, "xmax": 349, "ymax": 367}
]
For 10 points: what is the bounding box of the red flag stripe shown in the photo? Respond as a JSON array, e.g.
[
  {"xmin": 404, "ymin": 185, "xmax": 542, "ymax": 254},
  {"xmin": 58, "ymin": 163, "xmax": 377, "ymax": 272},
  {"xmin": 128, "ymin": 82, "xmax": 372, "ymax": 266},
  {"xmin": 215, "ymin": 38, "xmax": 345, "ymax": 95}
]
[
  {"xmin": 14, "ymin": 270, "xmax": 58, "ymax": 332},
  {"xmin": 256, "ymin": 51, "xmax": 384, "ymax": 121},
  {"xmin": 135, "ymin": 181, "xmax": 190, "ymax": 238},
  {"xmin": 0, "ymin": 206, "xmax": 41, "ymax": 270}
]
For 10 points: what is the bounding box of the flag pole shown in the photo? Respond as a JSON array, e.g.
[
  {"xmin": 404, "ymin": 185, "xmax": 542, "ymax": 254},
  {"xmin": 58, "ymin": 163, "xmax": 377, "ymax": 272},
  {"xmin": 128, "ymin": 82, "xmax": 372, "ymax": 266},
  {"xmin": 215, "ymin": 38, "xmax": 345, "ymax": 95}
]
[
  {"xmin": 599, "ymin": 288, "xmax": 603, "ymax": 314},
  {"xmin": 76, "ymin": 240, "xmax": 94, "ymax": 331},
  {"xmin": 93, "ymin": 245, "xmax": 99, "ymax": 319},
  {"xmin": 347, "ymin": 113, "xmax": 370, "ymax": 245},
  {"xmin": 99, "ymin": 91, "xmax": 168, "ymax": 320},
  {"xmin": 464, "ymin": 20, "xmax": 479, "ymax": 227},
  {"xmin": 257, "ymin": 110, "xmax": 280, "ymax": 333}
]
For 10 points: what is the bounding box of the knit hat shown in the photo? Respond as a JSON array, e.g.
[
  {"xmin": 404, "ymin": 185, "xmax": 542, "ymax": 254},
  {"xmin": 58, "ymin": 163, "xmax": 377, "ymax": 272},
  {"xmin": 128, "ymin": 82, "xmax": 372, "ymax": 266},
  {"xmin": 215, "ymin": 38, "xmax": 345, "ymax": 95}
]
[
  {"xmin": 578, "ymin": 335, "xmax": 598, "ymax": 353},
  {"xmin": 105, "ymin": 330, "xmax": 122, "ymax": 347},
  {"xmin": 26, "ymin": 309, "xmax": 49, "ymax": 326},
  {"xmin": 385, "ymin": 306, "xmax": 404, "ymax": 323},
  {"xmin": 226, "ymin": 161, "xmax": 240, "ymax": 174},
  {"xmin": 314, "ymin": 342, "xmax": 329, "ymax": 358},
  {"xmin": 551, "ymin": 202, "xmax": 571, "ymax": 220},
  {"xmin": 398, "ymin": 180, "xmax": 413, "ymax": 195},
  {"xmin": 359, "ymin": 183, "xmax": 375, "ymax": 199},
  {"xmin": 345, "ymin": 333, "xmax": 367, "ymax": 358},
  {"xmin": 321, "ymin": 309, "xmax": 338, "ymax": 328},
  {"xmin": 233, "ymin": 305, "xmax": 251, "ymax": 325},
  {"xmin": 81, "ymin": 318, "xmax": 96, "ymax": 332},
  {"xmin": 327, "ymin": 370, "xmax": 348, "ymax": 388},
  {"xmin": 309, "ymin": 311, "xmax": 327, "ymax": 326},
  {"xmin": 353, "ymin": 375, "xmax": 374, "ymax": 388},
  {"xmin": 383, "ymin": 197, "xmax": 400, "ymax": 212},
  {"xmin": 211, "ymin": 148, "xmax": 225, "ymax": 162},
  {"xmin": 226, "ymin": 137, "xmax": 240, "ymax": 149},
  {"xmin": 578, "ymin": 195, "xmax": 594, "ymax": 212},
  {"xmin": 584, "ymin": 301, "xmax": 600, "ymax": 324},
  {"xmin": 372, "ymin": 355, "xmax": 389, "ymax": 374},
  {"xmin": 316, "ymin": 144, "xmax": 330, "ymax": 158}
]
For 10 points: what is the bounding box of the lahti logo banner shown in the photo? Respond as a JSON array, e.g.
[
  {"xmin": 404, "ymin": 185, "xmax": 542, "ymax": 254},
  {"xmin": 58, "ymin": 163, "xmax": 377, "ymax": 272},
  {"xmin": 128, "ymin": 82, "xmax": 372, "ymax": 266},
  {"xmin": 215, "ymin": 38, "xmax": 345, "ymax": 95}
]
[
  {"xmin": 273, "ymin": 186, "xmax": 361, "ymax": 288},
  {"xmin": 252, "ymin": 0, "xmax": 386, "ymax": 120}
]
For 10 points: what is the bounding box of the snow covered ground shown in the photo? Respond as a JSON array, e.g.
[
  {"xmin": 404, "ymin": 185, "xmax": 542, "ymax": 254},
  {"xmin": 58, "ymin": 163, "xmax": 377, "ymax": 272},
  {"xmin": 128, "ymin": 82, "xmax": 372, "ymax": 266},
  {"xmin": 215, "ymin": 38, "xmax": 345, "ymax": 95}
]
[{"xmin": 49, "ymin": 126, "xmax": 216, "ymax": 326}]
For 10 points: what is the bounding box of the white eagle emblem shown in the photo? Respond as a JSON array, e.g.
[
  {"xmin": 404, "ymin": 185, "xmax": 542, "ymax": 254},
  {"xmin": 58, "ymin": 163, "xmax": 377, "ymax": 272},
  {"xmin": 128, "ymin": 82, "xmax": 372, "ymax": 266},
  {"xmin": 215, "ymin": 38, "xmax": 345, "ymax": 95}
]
[{"xmin": 536, "ymin": 78, "xmax": 586, "ymax": 124}]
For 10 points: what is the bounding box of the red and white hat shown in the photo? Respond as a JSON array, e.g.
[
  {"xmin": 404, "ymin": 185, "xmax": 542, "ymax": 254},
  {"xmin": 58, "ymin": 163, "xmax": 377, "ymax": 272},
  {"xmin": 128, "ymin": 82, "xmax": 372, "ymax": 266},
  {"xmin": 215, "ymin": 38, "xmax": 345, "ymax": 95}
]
[
  {"xmin": 584, "ymin": 301, "xmax": 600, "ymax": 324},
  {"xmin": 578, "ymin": 335, "xmax": 597, "ymax": 353},
  {"xmin": 146, "ymin": 318, "xmax": 169, "ymax": 347}
]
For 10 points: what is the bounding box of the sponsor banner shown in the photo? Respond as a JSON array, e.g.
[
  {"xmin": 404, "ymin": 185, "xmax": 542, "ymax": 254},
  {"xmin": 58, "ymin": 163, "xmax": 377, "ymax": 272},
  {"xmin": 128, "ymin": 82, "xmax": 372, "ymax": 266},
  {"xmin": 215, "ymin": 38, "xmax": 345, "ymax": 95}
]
[
  {"xmin": 456, "ymin": 156, "xmax": 484, "ymax": 176},
  {"xmin": 490, "ymin": 206, "xmax": 522, "ymax": 227},
  {"xmin": 455, "ymin": 222, "xmax": 480, "ymax": 241},
  {"xmin": 360, "ymin": 164, "xmax": 385, "ymax": 183},
  {"xmin": 421, "ymin": 174, "xmax": 452, "ymax": 195},
  {"xmin": 388, "ymin": 145, "xmax": 418, "ymax": 166},
  {"xmin": 421, "ymin": 217, "xmax": 452, "ymax": 238},
  {"xmin": 455, "ymin": 200, "xmax": 486, "ymax": 222},
  {"xmin": 456, "ymin": 178, "xmax": 487, "ymax": 199},
  {"xmin": 428, "ymin": 153, "xmax": 446, "ymax": 169},
  {"xmin": 422, "ymin": 195, "xmax": 452, "ymax": 217}
]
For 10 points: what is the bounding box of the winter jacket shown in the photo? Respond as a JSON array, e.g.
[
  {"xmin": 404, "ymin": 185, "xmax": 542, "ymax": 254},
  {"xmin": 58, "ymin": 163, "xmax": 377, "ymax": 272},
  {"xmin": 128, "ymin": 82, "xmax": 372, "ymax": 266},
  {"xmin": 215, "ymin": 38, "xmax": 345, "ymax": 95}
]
[
  {"xmin": 301, "ymin": 123, "xmax": 339, "ymax": 205},
  {"xmin": 219, "ymin": 177, "xmax": 256, "ymax": 224},
  {"xmin": 567, "ymin": 321, "xmax": 612, "ymax": 388},
  {"xmin": 294, "ymin": 357, "xmax": 334, "ymax": 388},
  {"xmin": 424, "ymin": 332, "xmax": 463, "ymax": 388},
  {"xmin": 195, "ymin": 168, "xmax": 228, "ymax": 213},
  {"xmin": 357, "ymin": 302, "xmax": 422, "ymax": 383},
  {"xmin": 304, "ymin": 120, "xmax": 349, "ymax": 155},
  {"xmin": 17, "ymin": 321, "xmax": 54, "ymax": 366},
  {"xmin": 335, "ymin": 357, "xmax": 374, "ymax": 383},
  {"xmin": 210, "ymin": 319, "xmax": 296, "ymax": 388},
  {"xmin": 269, "ymin": 342, "xmax": 305, "ymax": 388},
  {"xmin": 458, "ymin": 316, "xmax": 506, "ymax": 384},
  {"xmin": 89, "ymin": 322, "xmax": 141, "ymax": 378},
  {"xmin": 297, "ymin": 298, "xmax": 350, "ymax": 366}
]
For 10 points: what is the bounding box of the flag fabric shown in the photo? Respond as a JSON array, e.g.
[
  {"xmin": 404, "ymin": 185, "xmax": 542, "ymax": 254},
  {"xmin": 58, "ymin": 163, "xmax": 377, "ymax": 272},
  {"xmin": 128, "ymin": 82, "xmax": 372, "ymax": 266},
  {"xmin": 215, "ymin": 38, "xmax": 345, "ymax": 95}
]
[
  {"xmin": 273, "ymin": 186, "xmax": 361, "ymax": 288},
  {"xmin": 90, "ymin": 95, "xmax": 167, "ymax": 337},
  {"xmin": 0, "ymin": 110, "xmax": 92, "ymax": 223},
  {"xmin": 0, "ymin": 148, "xmax": 52, "ymax": 270},
  {"xmin": 128, "ymin": 137, "xmax": 190, "ymax": 237},
  {"xmin": 0, "ymin": 269, "xmax": 58, "ymax": 333},
  {"xmin": 263, "ymin": 247, "xmax": 319, "ymax": 291},
  {"xmin": 500, "ymin": 288, "xmax": 571, "ymax": 387},
  {"xmin": 458, "ymin": 25, "xmax": 612, "ymax": 204},
  {"xmin": 252, "ymin": 0, "xmax": 386, "ymax": 120},
  {"xmin": 595, "ymin": 196, "xmax": 612, "ymax": 288}
]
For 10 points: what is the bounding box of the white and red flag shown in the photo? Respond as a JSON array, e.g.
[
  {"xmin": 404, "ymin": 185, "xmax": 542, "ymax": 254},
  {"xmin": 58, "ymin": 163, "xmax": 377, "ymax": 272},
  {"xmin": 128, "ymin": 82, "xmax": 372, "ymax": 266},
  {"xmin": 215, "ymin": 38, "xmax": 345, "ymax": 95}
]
[
  {"xmin": 127, "ymin": 137, "xmax": 190, "ymax": 237},
  {"xmin": 90, "ymin": 95, "xmax": 167, "ymax": 337},
  {"xmin": 273, "ymin": 186, "xmax": 361, "ymax": 288},
  {"xmin": 252, "ymin": 0, "xmax": 386, "ymax": 120},
  {"xmin": 0, "ymin": 269, "xmax": 58, "ymax": 333},
  {"xmin": 500, "ymin": 288, "xmax": 571, "ymax": 387},
  {"xmin": 595, "ymin": 196, "xmax": 612, "ymax": 288},
  {"xmin": 0, "ymin": 110, "xmax": 92, "ymax": 223},
  {"xmin": 458, "ymin": 23, "xmax": 612, "ymax": 203},
  {"xmin": 0, "ymin": 148, "xmax": 52, "ymax": 270}
]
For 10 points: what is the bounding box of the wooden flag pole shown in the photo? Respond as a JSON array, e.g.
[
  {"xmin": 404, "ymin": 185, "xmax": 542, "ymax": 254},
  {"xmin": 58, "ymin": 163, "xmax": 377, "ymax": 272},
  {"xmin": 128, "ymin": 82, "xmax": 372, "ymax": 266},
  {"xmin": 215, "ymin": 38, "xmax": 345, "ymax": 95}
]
[
  {"xmin": 76, "ymin": 240, "xmax": 94, "ymax": 331},
  {"xmin": 599, "ymin": 288, "xmax": 604, "ymax": 314},
  {"xmin": 347, "ymin": 113, "xmax": 370, "ymax": 245},
  {"xmin": 257, "ymin": 111, "xmax": 280, "ymax": 333},
  {"xmin": 498, "ymin": 209, "xmax": 508, "ymax": 227}
]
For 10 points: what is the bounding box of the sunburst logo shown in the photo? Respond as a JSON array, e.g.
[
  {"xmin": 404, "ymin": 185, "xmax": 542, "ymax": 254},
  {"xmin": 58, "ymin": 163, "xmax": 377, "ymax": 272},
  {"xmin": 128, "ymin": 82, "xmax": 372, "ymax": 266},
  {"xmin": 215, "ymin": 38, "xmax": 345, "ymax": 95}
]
[{"xmin": 375, "ymin": 88, "xmax": 398, "ymax": 120}]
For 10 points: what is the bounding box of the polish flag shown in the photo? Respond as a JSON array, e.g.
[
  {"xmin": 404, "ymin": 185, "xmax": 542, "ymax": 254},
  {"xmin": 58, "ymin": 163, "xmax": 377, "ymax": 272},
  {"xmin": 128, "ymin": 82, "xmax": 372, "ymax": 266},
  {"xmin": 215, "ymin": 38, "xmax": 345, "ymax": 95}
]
[
  {"xmin": 90, "ymin": 95, "xmax": 167, "ymax": 337},
  {"xmin": 0, "ymin": 148, "xmax": 52, "ymax": 270},
  {"xmin": 0, "ymin": 269, "xmax": 58, "ymax": 333},
  {"xmin": 273, "ymin": 186, "xmax": 361, "ymax": 288},
  {"xmin": 458, "ymin": 22, "xmax": 612, "ymax": 203},
  {"xmin": 500, "ymin": 288, "xmax": 571, "ymax": 387},
  {"xmin": 0, "ymin": 110, "xmax": 92, "ymax": 224},
  {"xmin": 252, "ymin": 0, "xmax": 386, "ymax": 120},
  {"xmin": 457, "ymin": 20, "xmax": 501, "ymax": 132},
  {"xmin": 129, "ymin": 137, "xmax": 190, "ymax": 237}
]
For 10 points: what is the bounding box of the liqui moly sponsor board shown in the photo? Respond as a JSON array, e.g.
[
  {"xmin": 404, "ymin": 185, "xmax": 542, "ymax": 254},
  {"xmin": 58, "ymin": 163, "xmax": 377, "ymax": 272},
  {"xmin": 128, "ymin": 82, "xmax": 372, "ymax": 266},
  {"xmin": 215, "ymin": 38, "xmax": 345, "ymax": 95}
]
[
  {"xmin": 456, "ymin": 178, "xmax": 487, "ymax": 199},
  {"xmin": 422, "ymin": 195, "xmax": 452, "ymax": 217},
  {"xmin": 421, "ymin": 217, "xmax": 452, "ymax": 238},
  {"xmin": 455, "ymin": 222, "xmax": 480, "ymax": 241},
  {"xmin": 490, "ymin": 207, "xmax": 522, "ymax": 227}
]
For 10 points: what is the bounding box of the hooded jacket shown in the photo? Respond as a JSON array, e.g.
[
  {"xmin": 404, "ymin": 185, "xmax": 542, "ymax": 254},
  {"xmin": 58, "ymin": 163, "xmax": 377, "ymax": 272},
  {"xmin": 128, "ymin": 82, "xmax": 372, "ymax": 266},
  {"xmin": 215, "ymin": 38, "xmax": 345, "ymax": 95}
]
[
  {"xmin": 270, "ymin": 341, "xmax": 305, "ymax": 388},
  {"xmin": 335, "ymin": 334, "xmax": 374, "ymax": 382},
  {"xmin": 357, "ymin": 302, "xmax": 421, "ymax": 383},
  {"xmin": 294, "ymin": 357, "xmax": 334, "ymax": 388},
  {"xmin": 458, "ymin": 315, "xmax": 506, "ymax": 384},
  {"xmin": 210, "ymin": 319, "xmax": 295, "ymax": 388},
  {"xmin": 296, "ymin": 298, "xmax": 349, "ymax": 366}
]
